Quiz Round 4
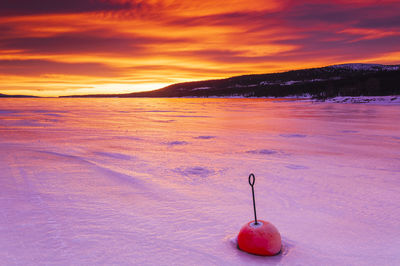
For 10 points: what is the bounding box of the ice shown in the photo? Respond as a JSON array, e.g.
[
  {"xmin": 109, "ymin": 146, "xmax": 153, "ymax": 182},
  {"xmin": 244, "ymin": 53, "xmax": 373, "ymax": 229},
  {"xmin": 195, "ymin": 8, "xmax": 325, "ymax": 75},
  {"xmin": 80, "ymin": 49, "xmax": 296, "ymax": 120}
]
[
  {"xmin": 165, "ymin": 140, "xmax": 189, "ymax": 146},
  {"xmin": 279, "ymin": 134, "xmax": 307, "ymax": 138},
  {"xmin": 94, "ymin": 151, "xmax": 133, "ymax": 160},
  {"xmin": 0, "ymin": 98, "xmax": 399, "ymax": 265},
  {"xmin": 246, "ymin": 149, "xmax": 278, "ymax": 155},
  {"xmin": 173, "ymin": 166, "xmax": 216, "ymax": 179},
  {"xmin": 193, "ymin": 135, "xmax": 216, "ymax": 139},
  {"xmin": 285, "ymin": 164, "xmax": 309, "ymax": 170}
]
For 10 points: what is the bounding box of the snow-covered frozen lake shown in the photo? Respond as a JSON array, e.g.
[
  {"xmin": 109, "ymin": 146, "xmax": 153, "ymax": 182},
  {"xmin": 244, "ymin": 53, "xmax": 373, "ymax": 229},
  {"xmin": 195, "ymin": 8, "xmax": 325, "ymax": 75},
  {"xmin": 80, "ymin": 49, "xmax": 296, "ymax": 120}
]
[{"xmin": 0, "ymin": 98, "xmax": 399, "ymax": 265}]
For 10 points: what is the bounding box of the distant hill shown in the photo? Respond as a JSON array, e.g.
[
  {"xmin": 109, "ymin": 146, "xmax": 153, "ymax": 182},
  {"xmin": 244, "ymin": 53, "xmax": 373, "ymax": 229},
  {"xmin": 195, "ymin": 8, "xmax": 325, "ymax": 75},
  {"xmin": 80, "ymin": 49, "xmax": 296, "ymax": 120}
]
[
  {"xmin": 0, "ymin": 93, "xmax": 38, "ymax": 98},
  {"xmin": 62, "ymin": 63, "xmax": 400, "ymax": 98}
]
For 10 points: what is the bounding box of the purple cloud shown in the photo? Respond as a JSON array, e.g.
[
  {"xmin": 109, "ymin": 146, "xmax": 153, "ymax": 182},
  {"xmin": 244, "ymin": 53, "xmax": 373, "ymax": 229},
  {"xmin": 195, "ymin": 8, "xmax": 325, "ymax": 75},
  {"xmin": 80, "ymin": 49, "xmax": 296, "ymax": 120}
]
[
  {"xmin": 0, "ymin": 30, "xmax": 188, "ymax": 55},
  {"xmin": 0, "ymin": 59, "xmax": 117, "ymax": 77},
  {"xmin": 0, "ymin": 0, "xmax": 146, "ymax": 15}
]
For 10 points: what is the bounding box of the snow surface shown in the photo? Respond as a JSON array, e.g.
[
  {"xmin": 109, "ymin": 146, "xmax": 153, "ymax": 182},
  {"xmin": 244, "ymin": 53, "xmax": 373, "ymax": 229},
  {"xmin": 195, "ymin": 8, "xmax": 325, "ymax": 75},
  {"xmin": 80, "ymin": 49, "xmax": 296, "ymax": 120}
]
[
  {"xmin": 1, "ymin": 98, "xmax": 399, "ymax": 265},
  {"xmin": 191, "ymin": 87, "xmax": 212, "ymax": 91},
  {"xmin": 317, "ymin": 95, "xmax": 400, "ymax": 104},
  {"xmin": 259, "ymin": 77, "xmax": 341, "ymax": 87},
  {"xmin": 328, "ymin": 63, "xmax": 399, "ymax": 71},
  {"xmin": 283, "ymin": 81, "xmax": 300, "ymax": 86}
]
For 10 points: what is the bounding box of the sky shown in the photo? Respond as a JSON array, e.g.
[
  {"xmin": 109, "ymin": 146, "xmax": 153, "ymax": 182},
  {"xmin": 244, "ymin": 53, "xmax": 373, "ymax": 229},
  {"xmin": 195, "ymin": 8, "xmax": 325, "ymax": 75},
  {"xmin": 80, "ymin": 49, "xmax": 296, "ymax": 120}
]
[{"xmin": 0, "ymin": 0, "xmax": 399, "ymax": 97}]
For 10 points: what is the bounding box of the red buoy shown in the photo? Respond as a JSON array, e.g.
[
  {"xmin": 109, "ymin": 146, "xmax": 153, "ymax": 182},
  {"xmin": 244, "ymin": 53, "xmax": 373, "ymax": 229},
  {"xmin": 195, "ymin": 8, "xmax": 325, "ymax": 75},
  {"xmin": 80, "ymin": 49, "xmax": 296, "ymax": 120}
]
[
  {"xmin": 237, "ymin": 220, "xmax": 281, "ymax": 256},
  {"xmin": 238, "ymin": 173, "xmax": 282, "ymax": 256}
]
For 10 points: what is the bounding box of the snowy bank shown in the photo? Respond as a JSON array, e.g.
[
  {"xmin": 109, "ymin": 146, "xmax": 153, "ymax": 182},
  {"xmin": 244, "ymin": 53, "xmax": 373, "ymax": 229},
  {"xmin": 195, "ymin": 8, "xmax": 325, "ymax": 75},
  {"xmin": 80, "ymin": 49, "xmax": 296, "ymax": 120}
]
[{"xmin": 315, "ymin": 95, "xmax": 400, "ymax": 104}]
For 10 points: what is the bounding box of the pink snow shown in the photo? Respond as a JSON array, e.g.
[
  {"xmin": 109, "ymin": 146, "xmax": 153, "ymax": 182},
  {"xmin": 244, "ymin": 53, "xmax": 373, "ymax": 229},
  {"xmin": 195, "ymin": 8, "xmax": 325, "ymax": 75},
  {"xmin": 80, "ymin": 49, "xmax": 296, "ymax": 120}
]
[{"xmin": 0, "ymin": 98, "xmax": 399, "ymax": 265}]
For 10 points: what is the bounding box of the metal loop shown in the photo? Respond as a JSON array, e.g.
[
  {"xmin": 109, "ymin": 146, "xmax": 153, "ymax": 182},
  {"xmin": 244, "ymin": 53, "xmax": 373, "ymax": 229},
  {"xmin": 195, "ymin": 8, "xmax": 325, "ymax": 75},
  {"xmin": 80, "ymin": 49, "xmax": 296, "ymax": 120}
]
[
  {"xmin": 248, "ymin": 173, "xmax": 255, "ymax": 187},
  {"xmin": 248, "ymin": 173, "xmax": 258, "ymax": 224}
]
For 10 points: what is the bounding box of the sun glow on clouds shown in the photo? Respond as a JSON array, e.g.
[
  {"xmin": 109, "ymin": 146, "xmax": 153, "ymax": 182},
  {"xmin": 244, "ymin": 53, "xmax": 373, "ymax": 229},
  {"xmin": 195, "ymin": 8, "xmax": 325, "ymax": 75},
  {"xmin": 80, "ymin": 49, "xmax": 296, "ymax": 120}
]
[{"xmin": 0, "ymin": 0, "xmax": 399, "ymax": 96}]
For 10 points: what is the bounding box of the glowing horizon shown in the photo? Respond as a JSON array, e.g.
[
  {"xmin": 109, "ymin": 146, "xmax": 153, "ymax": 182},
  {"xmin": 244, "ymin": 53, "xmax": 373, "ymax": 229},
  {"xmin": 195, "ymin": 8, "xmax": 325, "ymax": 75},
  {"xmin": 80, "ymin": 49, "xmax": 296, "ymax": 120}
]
[{"xmin": 1, "ymin": 0, "xmax": 399, "ymax": 97}]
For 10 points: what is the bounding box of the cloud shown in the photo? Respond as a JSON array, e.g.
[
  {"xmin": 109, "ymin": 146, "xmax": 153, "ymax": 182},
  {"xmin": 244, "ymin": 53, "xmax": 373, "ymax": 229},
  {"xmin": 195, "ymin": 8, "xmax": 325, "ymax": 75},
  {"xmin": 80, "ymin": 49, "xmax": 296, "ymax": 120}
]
[
  {"xmin": 0, "ymin": 0, "xmax": 148, "ymax": 16},
  {"xmin": 357, "ymin": 15, "xmax": 400, "ymax": 29},
  {"xmin": 0, "ymin": 28, "xmax": 190, "ymax": 56},
  {"xmin": 0, "ymin": 59, "xmax": 117, "ymax": 77}
]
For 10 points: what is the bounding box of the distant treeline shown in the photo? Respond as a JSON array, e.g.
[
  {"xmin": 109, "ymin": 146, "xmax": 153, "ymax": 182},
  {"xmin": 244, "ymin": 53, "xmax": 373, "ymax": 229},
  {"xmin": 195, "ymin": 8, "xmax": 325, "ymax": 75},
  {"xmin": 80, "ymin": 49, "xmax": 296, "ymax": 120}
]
[{"xmin": 0, "ymin": 93, "xmax": 38, "ymax": 98}]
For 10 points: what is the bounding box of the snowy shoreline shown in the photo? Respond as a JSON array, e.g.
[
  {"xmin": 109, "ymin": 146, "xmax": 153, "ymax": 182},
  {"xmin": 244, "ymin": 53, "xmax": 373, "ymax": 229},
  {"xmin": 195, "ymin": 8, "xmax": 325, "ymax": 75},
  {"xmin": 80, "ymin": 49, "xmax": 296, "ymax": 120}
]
[
  {"xmin": 313, "ymin": 95, "xmax": 400, "ymax": 104},
  {"xmin": 146, "ymin": 95, "xmax": 400, "ymax": 105},
  {"xmin": 4, "ymin": 95, "xmax": 400, "ymax": 105}
]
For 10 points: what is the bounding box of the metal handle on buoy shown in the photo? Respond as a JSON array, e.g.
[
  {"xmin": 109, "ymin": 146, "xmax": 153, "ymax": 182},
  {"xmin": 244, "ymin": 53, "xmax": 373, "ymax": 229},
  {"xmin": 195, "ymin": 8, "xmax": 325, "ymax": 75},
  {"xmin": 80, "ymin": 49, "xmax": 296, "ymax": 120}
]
[{"xmin": 248, "ymin": 173, "xmax": 258, "ymax": 225}]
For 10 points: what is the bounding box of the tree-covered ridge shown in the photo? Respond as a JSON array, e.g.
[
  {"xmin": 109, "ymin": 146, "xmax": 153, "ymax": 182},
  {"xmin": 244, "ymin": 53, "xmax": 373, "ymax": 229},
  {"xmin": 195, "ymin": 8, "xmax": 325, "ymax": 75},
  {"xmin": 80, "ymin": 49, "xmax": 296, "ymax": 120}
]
[{"xmin": 62, "ymin": 64, "xmax": 400, "ymax": 98}]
